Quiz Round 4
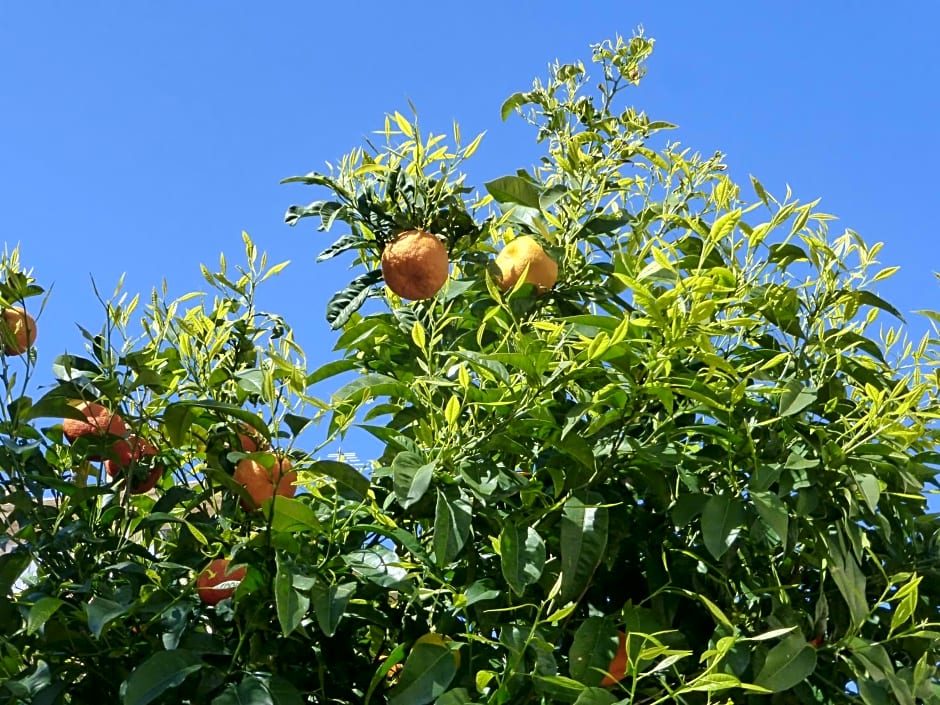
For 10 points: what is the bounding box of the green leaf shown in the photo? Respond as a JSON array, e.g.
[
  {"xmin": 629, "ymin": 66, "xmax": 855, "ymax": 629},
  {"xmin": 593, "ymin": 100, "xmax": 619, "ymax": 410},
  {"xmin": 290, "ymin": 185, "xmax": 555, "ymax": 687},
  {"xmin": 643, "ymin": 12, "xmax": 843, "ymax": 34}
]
[
  {"xmin": 326, "ymin": 269, "xmax": 383, "ymax": 330},
  {"xmin": 857, "ymin": 679, "xmax": 892, "ymax": 705},
  {"xmin": 826, "ymin": 532, "xmax": 869, "ymax": 627},
  {"xmin": 686, "ymin": 673, "xmax": 746, "ymax": 693},
  {"xmin": 85, "ymin": 597, "xmax": 130, "ymax": 639},
  {"xmin": 539, "ymin": 185, "xmax": 568, "ymax": 211},
  {"xmin": 435, "ymin": 688, "xmax": 473, "ymax": 705},
  {"xmin": 123, "ymin": 650, "xmax": 203, "ymax": 705},
  {"xmin": 51, "ymin": 354, "xmax": 101, "ymax": 386},
  {"xmin": 672, "ymin": 494, "xmax": 707, "ymax": 528},
  {"xmin": 283, "ymin": 199, "xmax": 344, "ymax": 228},
  {"xmin": 275, "ymin": 558, "xmax": 310, "ymax": 637},
  {"xmin": 580, "ymin": 213, "xmax": 633, "ymax": 236},
  {"xmin": 433, "ymin": 487, "xmax": 472, "ymax": 565},
  {"xmin": 305, "ymin": 359, "xmax": 358, "ymax": 387},
  {"xmin": 500, "ymin": 91, "xmax": 532, "ymax": 120},
  {"xmin": 264, "ymin": 677, "xmax": 304, "ymax": 705},
  {"xmin": 0, "ymin": 551, "xmax": 31, "ymax": 596},
  {"xmin": 778, "ymin": 379, "xmax": 817, "ymax": 417},
  {"xmin": 388, "ymin": 640, "xmax": 457, "ymax": 705},
  {"xmin": 235, "ymin": 369, "xmax": 265, "ymax": 398},
  {"xmin": 532, "ymin": 675, "xmax": 586, "ymax": 701},
  {"xmin": 569, "ymin": 617, "xmax": 618, "ymax": 686},
  {"xmin": 5, "ymin": 660, "xmax": 52, "ymax": 699},
  {"xmin": 500, "ymin": 523, "xmax": 546, "ymax": 596},
  {"xmin": 820, "ymin": 329, "xmax": 886, "ymax": 364},
  {"xmin": 344, "ymin": 546, "xmax": 408, "ymax": 588},
  {"xmin": 309, "ymin": 460, "xmax": 370, "ymax": 499},
  {"xmin": 270, "ymin": 496, "xmax": 321, "ymax": 533},
  {"xmin": 701, "ymin": 495, "xmax": 745, "ymax": 560},
  {"xmin": 709, "ymin": 209, "xmax": 740, "ymax": 242},
  {"xmin": 22, "ymin": 390, "xmax": 88, "ymax": 423},
  {"xmin": 26, "ymin": 597, "xmax": 65, "ymax": 635},
  {"xmin": 162, "ymin": 400, "xmax": 268, "ymax": 448},
  {"xmin": 311, "ymin": 581, "xmax": 356, "ymax": 637},
  {"xmin": 484, "ymin": 175, "xmax": 541, "ymax": 209},
  {"xmin": 855, "ymin": 473, "xmax": 881, "ymax": 514},
  {"xmin": 317, "ymin": 232, "xmax": 368, "ymax": 262},
  {"xmin": 211, "ymin": 676, "xmax": 273, "ymax": 705},
  {"xmin": 282, "ymin": 412, "xmax": 313, "ymax": 438},
  {"xmin": 573, "ymin": 688, "xmax": 618, "ymax": 705},
  {"xmin": 855, "ymin": 290, "xmax": 905, "ymax": 322},
  {"xmin": 332, "ymin": 373, "xmax": 408, "ymax": 407},
  {"xmin": 392, "ymin": 451, "xmax": 435, "ymax": 510},
  {"xmin": 751, "ymin": 491, "xmax": 789, "ymax": 549},
  {"xmin": 768, "ymin": 243, "xmax": 810, "ymax": 267},
  {"xmin": 754, "ymin": 634, "xmax": 817, "ymax": 692},
  {"xmin": 890, "ymin": 574, "xmax": 921, "ymax": 634},
  {"xmin": 560, "ymin": 495, "xmax": 609, "ymax": 602}
]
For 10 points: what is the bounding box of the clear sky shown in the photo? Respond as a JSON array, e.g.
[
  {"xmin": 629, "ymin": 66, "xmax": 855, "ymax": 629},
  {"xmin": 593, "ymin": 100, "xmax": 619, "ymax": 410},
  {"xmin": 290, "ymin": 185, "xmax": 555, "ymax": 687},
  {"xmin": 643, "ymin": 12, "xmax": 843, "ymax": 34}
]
[{"xmin": 2, "ymin": 3, "xmax": 939, "ymax": 473}]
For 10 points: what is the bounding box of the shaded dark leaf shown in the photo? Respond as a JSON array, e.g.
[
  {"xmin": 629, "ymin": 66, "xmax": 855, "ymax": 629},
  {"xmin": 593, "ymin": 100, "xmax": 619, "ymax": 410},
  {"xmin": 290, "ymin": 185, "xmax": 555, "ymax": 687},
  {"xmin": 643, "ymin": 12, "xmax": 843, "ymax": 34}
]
[{"xmin": 326, "ymin": 269, "xmax": 383, "ymax": 330}]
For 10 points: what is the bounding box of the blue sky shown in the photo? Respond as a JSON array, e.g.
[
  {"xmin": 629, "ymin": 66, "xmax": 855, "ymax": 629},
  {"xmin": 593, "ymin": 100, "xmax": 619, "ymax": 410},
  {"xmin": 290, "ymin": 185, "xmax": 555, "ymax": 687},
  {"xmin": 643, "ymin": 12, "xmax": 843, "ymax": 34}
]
[{"xmin": 2, "ymin": 3, "xmax": 939, "ymax": 470}]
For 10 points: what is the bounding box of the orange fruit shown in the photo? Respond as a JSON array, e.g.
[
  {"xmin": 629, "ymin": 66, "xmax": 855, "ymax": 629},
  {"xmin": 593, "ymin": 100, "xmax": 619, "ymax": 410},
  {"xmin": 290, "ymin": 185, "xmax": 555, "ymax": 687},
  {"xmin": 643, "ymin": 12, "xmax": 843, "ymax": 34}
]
[
  {"xmin": 63, "ymin": 401, "xmax": 128, "ymax": 460},
  {"xmin": 104, "ymin": 435, "xmax": 163, "ymax": 494},
  {"xmin": 494, "ymin": 235, "xmax": 558, "ymax": 294},
  {"xmin": 600, "ymin": 631, "xmax": 629, "ymax": 687},
  {"xmin": 0, "ymin": 307, "xmax": 37, "ymax": 355},
  {"xmin": 233, "ymin": 456, "xmax": 296, "ymax": 509},
  {"xmin": 236, "ymin": 421, "xmax": 268, "ymax": 453},
  {"xmin": 381, "ymin": 230, "xmax": 449, "ymax": 300},
  {"xmin": 196, "ymin": 558, "xmax": 246, "ymax": 605}
]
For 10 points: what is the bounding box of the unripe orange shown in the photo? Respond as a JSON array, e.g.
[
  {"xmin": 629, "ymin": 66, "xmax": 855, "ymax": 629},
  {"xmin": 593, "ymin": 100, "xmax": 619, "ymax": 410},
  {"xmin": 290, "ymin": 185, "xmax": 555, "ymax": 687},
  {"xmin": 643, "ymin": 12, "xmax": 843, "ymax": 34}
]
[
  {"xmin": 381, "ymin": 230, "xmax": 449, "ymax": 301},
  {"xmin": 233, "ymin": 456, "xmax": 296, "ymax": 509},
  {"xmin": 0, "ymin": 307, "xmax": 37, "ymax": 355},
  {"xmin": 196, "ymin": 558, "xmax": 246, "ymax": 605}
]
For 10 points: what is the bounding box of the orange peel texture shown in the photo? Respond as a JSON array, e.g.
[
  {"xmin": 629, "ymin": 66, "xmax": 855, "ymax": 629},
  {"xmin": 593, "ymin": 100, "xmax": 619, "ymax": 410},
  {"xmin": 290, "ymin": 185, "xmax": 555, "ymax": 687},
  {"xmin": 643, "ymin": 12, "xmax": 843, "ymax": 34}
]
[
  {"xmin": 233, "ymin": 456, "xmax": 297, "ymax": 509},
  {"xmin": 381, "ymin": 230, "xmax": 449, "ymax": 300},
  {"xmin": 494, "ymin": 235, "xmax": 558, "ymax": 294}
]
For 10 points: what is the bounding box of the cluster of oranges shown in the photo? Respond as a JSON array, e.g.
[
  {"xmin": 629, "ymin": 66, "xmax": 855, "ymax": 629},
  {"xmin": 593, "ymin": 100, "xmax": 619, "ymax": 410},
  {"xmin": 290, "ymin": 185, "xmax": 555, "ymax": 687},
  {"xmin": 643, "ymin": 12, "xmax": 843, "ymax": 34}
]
[
  {"xmin": 58, "ymin": 400, "xmax": 296, "ymax": 606},
  {"xmin": 11, "ymin": 236, "xmax": 628, "ymax": 686},
  {"xmin": 380, "ymin": 229, "xmax": 558, "ymax": 301}
]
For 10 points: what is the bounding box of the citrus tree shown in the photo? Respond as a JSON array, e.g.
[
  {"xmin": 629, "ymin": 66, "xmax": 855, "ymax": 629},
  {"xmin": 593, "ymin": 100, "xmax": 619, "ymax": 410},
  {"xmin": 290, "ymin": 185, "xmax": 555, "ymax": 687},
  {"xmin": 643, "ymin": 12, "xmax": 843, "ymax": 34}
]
[{"xmin": 3, "ymin": 32, "xmax": 940, "ymax": 705}]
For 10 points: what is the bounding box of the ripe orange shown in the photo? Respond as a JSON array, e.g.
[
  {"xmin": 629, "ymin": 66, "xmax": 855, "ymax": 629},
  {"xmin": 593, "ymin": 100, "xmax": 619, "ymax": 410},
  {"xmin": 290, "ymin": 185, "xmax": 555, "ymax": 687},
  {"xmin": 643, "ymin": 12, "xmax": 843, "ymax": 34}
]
[
  {"xmin": 236, "ymin": 421, "xmax": 268, "ymax": 453},
  {"xmin": 494, "ymin": 235, "xmax": 558, "ymax": 294},
  {"xmin": 63, "ymin": 401, "xmax": 129, "ymax": 460},
  {"xmin": 233, "ymin": 456, "xmax": 297, "ymax": 509},
  {"xmin": 196, "ymin": 558, "xmax": 247, "ymax": 606},
  {"xmin": 600, "ymin": 631, "xmax": 629, "ymax": 687},
  {"xmin": 381, "ymin": 230, "xmax": 449, "ymax": 300},
  {"xmin": 104, "ymin": 435, "xmax": 163, "ymax": 494},
  {"xmin": 0, "ymin": 307, "xmax": 37, "ymax": 355}
]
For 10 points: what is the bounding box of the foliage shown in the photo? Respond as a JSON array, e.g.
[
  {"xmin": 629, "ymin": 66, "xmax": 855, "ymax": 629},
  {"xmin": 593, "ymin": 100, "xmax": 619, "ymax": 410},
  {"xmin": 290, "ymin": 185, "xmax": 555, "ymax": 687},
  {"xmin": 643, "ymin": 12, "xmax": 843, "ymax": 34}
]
[{"xmin": 3, "ymin": 31, "xmax": 940, "ymax": 705}]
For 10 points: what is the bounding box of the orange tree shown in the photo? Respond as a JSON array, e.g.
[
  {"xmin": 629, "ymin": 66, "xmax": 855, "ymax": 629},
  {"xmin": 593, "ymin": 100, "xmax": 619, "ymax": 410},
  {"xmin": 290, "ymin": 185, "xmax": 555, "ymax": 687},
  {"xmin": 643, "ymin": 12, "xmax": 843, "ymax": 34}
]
[{"xmin": 3, "ymin": 32, "xmax": 940, "ymax": 705}]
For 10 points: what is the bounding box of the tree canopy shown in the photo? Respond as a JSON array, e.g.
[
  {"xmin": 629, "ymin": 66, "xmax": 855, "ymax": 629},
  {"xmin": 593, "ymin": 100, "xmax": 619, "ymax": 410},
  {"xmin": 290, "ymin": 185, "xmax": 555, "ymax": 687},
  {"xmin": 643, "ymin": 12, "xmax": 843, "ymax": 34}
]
[{"xmin": 2, "ymin": 32, "xmax": 940, "ymax": 705}]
